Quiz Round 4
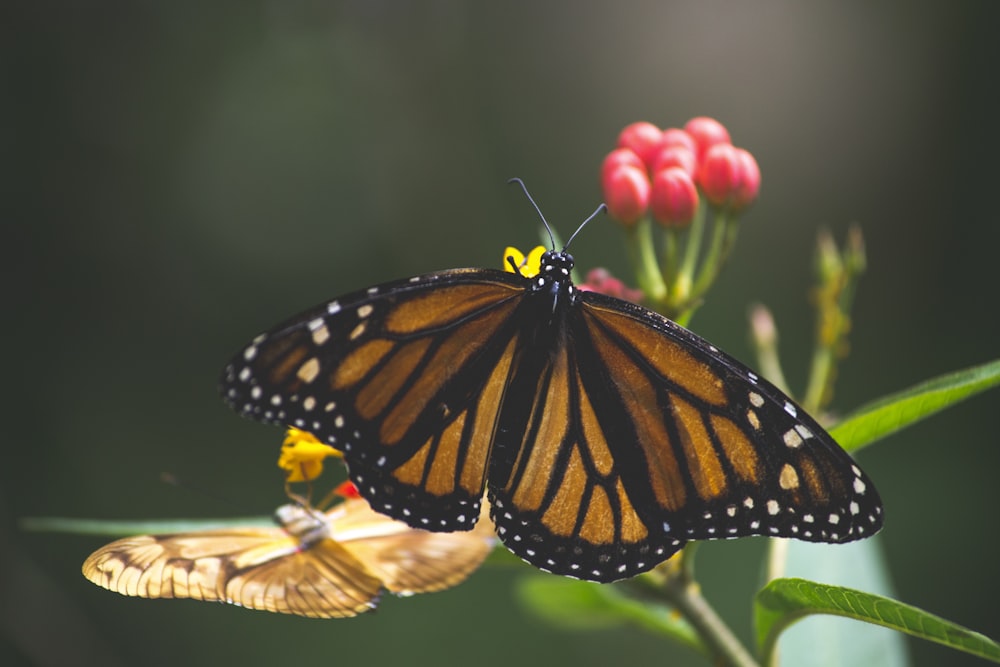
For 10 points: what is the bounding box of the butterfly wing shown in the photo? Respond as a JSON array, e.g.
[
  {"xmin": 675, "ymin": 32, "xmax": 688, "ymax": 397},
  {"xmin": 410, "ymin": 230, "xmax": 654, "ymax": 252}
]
[
  {"xmin": 82, "ymin": 524, "xmax": 384, "ymax": 618},
  {"xmin": 221, "ymin": 269, "xmax": 527, "ymax": 531},
  {"xmin": 488, "ymin": 290, "xmax": 883, "ymax": 581},
  {"xmin": 329, "ymin": 498, "xmax": 496, "ymax": 596}
]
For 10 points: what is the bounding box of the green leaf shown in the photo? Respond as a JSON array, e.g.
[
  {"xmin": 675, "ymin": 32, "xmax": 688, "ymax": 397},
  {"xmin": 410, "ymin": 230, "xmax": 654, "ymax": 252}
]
[
  {"xmin": 755, "ymin": 578, "xmax": 1000, "ymax": 665},
  {"xmin": 771, "ymin": 538, "xmax": 909, "ymax": 666},
  {"xmin": 831, "ymin": 358, "xmax": 1000, "ymax": 452},
  {"xmin": 516, "ymin": 575, "xmax": 705, "ymax": 654},
  {"xmin": 19, "ymin": 516, "xmax": 272, "ymax": 537}
]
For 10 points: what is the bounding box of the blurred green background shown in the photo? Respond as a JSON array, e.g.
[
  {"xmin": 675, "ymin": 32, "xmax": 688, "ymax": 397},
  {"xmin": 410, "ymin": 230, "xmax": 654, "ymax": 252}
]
[{"xmin": 4, "ymin": 2, "xmax": 999, "ymax": 666}]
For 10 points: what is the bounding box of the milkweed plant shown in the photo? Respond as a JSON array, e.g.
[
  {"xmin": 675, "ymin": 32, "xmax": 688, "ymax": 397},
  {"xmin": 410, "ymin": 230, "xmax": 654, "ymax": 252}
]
[{"xmin": 22, "ymin": 117, "xmax": 1000, "ymax": 667}]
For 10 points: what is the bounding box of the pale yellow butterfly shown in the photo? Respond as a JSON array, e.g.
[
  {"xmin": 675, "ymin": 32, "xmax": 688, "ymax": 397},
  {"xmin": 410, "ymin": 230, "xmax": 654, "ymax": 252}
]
[{"xmin": 82, "ymin": 493, "xmax": 495, "ymax": 618}]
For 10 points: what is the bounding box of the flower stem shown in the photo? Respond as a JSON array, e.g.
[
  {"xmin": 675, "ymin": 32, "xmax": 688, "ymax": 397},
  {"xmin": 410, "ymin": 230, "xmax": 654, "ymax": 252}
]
[
  {"xmin": 651, "ymin": 550, "xmax": 760, "ymax": 667},
  {"xmin": 748, "ymin": 303, "xmax": 792, "ymax": 397},
  {"xmin": 690, "ymin": 208, "xmax": 729, "ymax": 300},
  {"xmin": 628, "ymin": 217, "xmax": 668, "ymax": 304},
  {"xmin": 672, "ymin": 199, "xmax": 707, "ymax": 307},
  {"xmin": 624, "ymin": 547, "xmax": 760, "ymax": 667},
  {"xmin": 802, "ymin": 344, "xmax": 835, "ymax": 414}
]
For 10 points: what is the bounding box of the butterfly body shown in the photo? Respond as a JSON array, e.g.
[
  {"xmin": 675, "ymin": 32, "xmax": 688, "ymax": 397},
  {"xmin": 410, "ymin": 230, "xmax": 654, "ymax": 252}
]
[{"xmin": 222, "ymin": 249, "xmax": 883, "ymax": 582}]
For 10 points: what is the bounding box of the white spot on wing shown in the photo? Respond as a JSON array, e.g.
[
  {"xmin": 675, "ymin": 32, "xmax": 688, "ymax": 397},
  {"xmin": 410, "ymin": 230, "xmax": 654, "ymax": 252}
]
[{"xmin": 783, "ymin": 428, "xmax": 804, "ymax": 449}]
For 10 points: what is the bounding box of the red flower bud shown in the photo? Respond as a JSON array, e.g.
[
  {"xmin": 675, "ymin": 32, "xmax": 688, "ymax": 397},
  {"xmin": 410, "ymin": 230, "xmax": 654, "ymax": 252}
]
[
  {"xmin": 658, "ymin": 127, "xmax": 698, "ymax": 155},
  {"xmin": 651, "ymin": 166, "xmax": 699, "ymax": 227},
  {"xmin": 697, "ymin": 143, "xmax": 741, "ymax": 207},
  {"xmin": 601, "ymin": 147, "xmax": 645, "ymax": 181},
  {"xmin": 732, "ymin": 148, "xmax": 761, "ymax": 210},
  {"xmin": 616, "ymin": 122, "xmax": 663, "ymax": 168},
  {"xmin": 684, "ymin": 116, "xmax": 731, "ymax": 161},
  {"xmin": 602, "ymin": 164, "xmax": 650, "ymax": 226},
  {"xmin": 650, "ymin": 145, "xmax": 697, "ymax": 176},
  {"xmin": 698, "ymin": 144, "xmax": 761, "ymax": 210}
]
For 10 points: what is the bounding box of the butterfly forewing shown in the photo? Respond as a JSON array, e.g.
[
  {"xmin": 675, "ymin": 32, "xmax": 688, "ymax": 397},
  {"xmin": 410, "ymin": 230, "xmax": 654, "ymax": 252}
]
[
  {"xmin": 82, "ymin": 526, "xmax": 385, "ymax": 617},
  {"xmin": 221, "ymin": 269, "xmax": 525, "ymax": 531},
  {"xmin": 578, "ymin": 294, "xmax": 883, "ymax": 545}
]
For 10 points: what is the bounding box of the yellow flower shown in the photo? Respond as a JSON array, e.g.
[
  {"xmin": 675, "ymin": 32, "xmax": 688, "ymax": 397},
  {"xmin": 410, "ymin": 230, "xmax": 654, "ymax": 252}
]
[
  {"xmin": 278, "ymin": 428, "xmax": 341, "ymax": 482},
  {"xmin": 502, "ymin": 245, "xmax": 546, "ymax": 278}
]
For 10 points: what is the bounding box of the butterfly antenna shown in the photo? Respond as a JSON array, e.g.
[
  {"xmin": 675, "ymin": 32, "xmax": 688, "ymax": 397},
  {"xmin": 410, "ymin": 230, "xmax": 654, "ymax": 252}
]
[
  {"xmin": 508, "ymin": 177, "xmax": 557, "ymax": 249},
  {"xmin": 563, "ymin": 203, "xmax": 607, "ymax": 250}
]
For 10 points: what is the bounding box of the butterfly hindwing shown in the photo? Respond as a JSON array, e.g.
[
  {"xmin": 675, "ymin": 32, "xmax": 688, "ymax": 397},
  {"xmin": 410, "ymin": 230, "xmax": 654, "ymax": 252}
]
[
  {"xmin": 330, "ymin": 497, "xmax": 496, "ymax": 595},
  {"xmin": 487, "ymin": 319, "xmax": 686, "ymax": 581}
]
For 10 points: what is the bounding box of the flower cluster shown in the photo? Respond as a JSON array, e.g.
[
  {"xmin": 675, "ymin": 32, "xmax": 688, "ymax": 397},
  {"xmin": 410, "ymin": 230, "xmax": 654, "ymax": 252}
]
[
  {"xmin": 602, "ymin": 118, "xmax": 760, "ymax": 227},
  {"xmin": 598, "ymin": 118, "xmax": 761, "ymax": 324},
  {"xmin": 278, "ymin": 427, "xmax": 341, "ymax": 483}
]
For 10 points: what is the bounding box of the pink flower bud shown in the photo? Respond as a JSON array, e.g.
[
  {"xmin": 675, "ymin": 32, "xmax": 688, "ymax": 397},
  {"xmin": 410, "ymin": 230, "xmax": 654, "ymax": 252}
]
[
  {"xmin": 651, "ymin": 167, "xmax": 699, "ymax": 227},
  {"xmin": 698, "ymin": 144, "xmax": 761, "ymax": 211},
  {"xmin": 578, "ymin": 268, "xmax": 644, "ymax": 303},
  {"xmin": 601, "ymin": 147, "xmax": 645, "ymax": 181},
  {"xmin": 684, "ymin": 116, "xmax": 731, "ymax": 161},
  {"xmin": 697, "ymin": 143, "xmax": 742, "ymax": 207},
  {"xmin": 616, "ymin": 122, "xmax": 663, "ymax": 168},
  {"xmin": 650, "ymin": 145, "xmax": 697, "ymax": 176},
  {"xmin": 602, "ymin": 164, "xmax": 651, "ymax": 226},
  {"xmin": 658, "ymin": 127, "xmax": 698, "ymax": 155},
  {"xmin": 731, "ymin": 148, "xmax": 761, "ymax": 210}
]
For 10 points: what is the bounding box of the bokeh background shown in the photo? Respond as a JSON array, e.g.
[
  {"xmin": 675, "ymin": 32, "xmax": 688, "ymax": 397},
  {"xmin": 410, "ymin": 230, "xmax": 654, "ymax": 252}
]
[{"xmin": 4, "ymin": 2, "xmax": 998, "ymax": 666}]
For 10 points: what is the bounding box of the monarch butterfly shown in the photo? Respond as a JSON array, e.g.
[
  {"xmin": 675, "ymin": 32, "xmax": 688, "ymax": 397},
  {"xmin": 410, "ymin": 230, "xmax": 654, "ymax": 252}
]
[
  {"xmin": 81, "ymin": 487, "xmax": 495, "ymax": 618},
  {"xmin": 220, "ymin": 184, "xmax": 883, "ymax": 583}
]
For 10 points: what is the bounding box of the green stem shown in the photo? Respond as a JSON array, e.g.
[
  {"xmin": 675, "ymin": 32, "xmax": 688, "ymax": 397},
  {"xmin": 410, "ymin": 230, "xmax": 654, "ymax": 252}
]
[
  {"xmin": 690, "ymin": 208, "xmax": 730, "ymax": 300},
  {"xmin": 672, "ymin": 201, "xmax": 707, "ymax": 307},
  {"xmin": 763, "ymin": 537, "xmax": 789, "ymax": 584},
  {"xmin": 662, "ymin": 228, "xmax": 681, "ymax": 294},
  {"xmin": 619, "ymin": 545, "xmax": 758, "ymax": 666},
  {"xmin": 748, "ymin": 304, "xmax": 792, "ymax": 397},
  {"xmin": 656, "ymin": 554, "xmax": 761, "ymax": 667},
  {"xmin": 628, "ymin": 217, "xmax": 668, "ymax": 304},
  {"xmin": 802, "ymin": 344, "xmax": 835, "ymax": 415}
]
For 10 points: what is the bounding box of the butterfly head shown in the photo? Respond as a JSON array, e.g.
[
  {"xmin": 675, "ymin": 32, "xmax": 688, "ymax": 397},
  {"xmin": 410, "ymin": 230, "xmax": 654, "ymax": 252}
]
[{"xmin": 531, "ymin": 249, "xmax": 576, "ymax": 294}]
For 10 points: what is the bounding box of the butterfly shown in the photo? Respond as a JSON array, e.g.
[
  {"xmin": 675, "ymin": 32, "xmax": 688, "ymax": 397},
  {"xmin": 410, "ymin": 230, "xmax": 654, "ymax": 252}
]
[
  {"xmin": 81, "ymin": 488, "xmax": 495, "ymax": 618},
  {"xmin": 219, "ymin": 183, "xmax": 883, "ymax": 583}
]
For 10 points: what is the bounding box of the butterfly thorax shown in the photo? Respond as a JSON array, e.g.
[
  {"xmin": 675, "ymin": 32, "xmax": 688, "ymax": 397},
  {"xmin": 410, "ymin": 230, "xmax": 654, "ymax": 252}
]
[
  {"xmin": 274, "ymin": 504, "xmax": 330, "ymax": 548},
  {"xmin": 530, "ymin": 250, "xmax": 579, "ymax": 318}
]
